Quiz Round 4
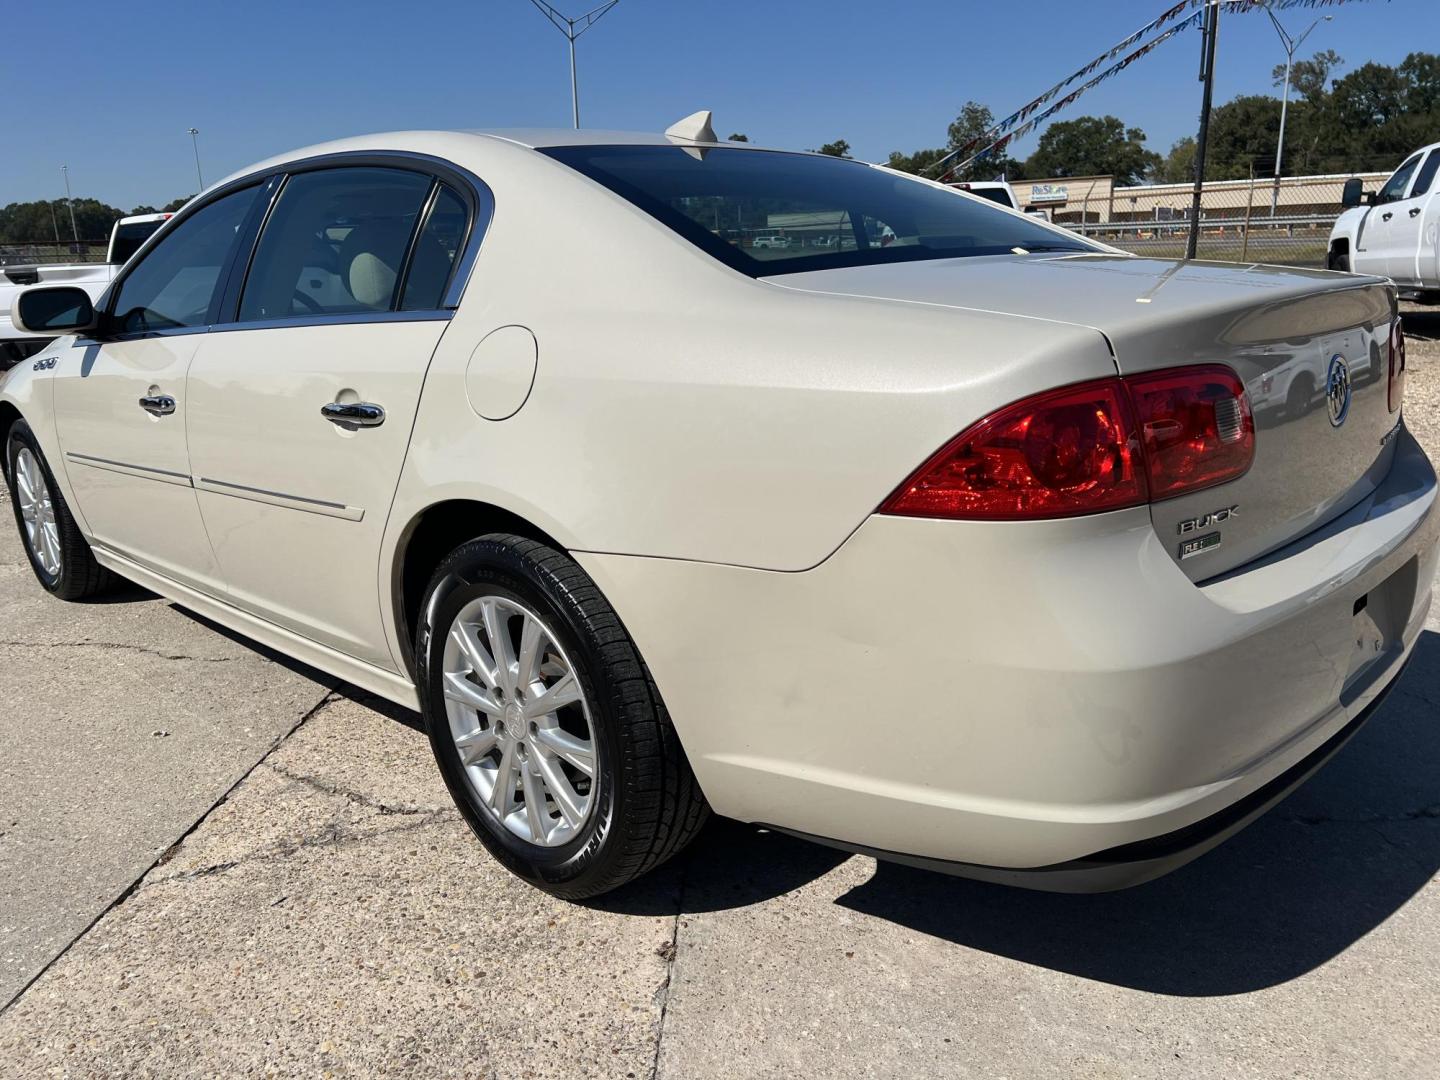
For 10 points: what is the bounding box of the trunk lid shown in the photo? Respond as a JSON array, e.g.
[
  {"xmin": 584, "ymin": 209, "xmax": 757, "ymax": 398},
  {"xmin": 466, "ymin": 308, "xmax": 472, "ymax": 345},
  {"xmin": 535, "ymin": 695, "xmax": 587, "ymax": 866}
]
[{"xmin": 771, "ymin": 254, "xmax": 1399, "ymax": 579}]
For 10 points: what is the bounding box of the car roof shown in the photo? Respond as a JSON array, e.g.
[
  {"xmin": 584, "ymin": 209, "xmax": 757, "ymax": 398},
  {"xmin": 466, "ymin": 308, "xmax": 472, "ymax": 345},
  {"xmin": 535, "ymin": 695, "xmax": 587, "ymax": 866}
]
[{"xmin": 207, "ymin": 128, "xmax": 840, "ymax": 199}]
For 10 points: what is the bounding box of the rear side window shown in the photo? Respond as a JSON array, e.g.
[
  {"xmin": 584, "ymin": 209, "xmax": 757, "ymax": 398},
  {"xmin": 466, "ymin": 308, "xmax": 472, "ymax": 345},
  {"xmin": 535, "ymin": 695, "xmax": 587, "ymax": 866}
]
[
  {"xmin": 400, "ymin": 184, "xmax": 468, "ymax": 310},
  {"xmin": 541, "ymin": 145, "xmax": 1091, "ymax": 277},
  {"xmin": 110, "ymin": 185, "xmax": 260, "ymax": 334},
  {"xmin": 1411, "ymin": 151, "xmax": 1440, "ymax": 199},
  {"xmin": 239, "ymin": 167, "xmax": 432, "ymax": 321}
]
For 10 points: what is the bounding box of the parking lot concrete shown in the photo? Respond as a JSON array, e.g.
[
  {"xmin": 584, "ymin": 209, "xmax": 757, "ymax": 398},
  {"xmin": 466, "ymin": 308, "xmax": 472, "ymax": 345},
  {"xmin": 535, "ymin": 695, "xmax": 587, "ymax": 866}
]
[{"xmin": 0, "ymin": 307, "xmax": 1437, "ymax": 1078}]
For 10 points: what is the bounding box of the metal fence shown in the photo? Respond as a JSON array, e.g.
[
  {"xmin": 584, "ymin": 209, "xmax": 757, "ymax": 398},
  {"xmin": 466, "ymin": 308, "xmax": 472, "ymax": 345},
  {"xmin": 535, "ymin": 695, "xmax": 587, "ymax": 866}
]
[
  {"xmin": 1024, "ymin": 169, "xmax": 1392, "ymax": 269},
  {"xmin": 1068, "ymin": 212, "xmax": 1339, "ymax": 269},
  {"xmin": 0, "ymin": 240, "xmax": 108, "ymax": 267}
]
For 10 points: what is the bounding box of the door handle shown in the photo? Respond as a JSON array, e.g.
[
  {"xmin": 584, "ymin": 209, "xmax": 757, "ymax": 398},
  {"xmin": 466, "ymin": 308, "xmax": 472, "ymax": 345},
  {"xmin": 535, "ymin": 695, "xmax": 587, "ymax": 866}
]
[
  {"xmin": 1382, "ymin": 212, "xmax": 1393, "ymax": 221},
  {"xmin": 1410, "ymin": 207, "xmax": 1422, "ymax": 217},
  {"xmin": 321, "ymin": 401, "xmax": 386, "ymax": 427},
  {"xmin": 138, "ymin": 394, "xmax": 176, "ymax": 416}
]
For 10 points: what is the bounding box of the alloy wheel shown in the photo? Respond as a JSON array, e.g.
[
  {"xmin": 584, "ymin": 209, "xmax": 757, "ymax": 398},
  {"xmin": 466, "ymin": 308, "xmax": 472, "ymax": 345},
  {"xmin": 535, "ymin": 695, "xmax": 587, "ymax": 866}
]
[
  {"xmin": 13, "ymin": 448, "xmax": 61, "ymax": 578},
  {"xmin": 441, "ymin": 595, "xmax": 597, "ymax": 847}
]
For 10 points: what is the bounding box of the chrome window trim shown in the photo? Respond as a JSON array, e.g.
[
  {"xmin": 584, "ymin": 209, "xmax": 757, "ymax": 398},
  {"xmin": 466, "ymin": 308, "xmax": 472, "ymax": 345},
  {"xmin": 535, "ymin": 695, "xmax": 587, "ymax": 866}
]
[
  {"xmin": 73, "ymin": 308, "xmax": 451, "ymax": 348},
  {"xmin": 96, "ymin": 149, "xmax": 493, "ymax": 344},
  {"xmin": 211, "ymin": 309, "xmax": 453, "ymax": 333}
]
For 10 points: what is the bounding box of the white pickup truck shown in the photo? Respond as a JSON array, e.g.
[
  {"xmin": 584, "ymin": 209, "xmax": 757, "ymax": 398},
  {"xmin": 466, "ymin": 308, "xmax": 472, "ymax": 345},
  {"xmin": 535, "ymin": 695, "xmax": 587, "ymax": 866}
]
[
  {"xmin": 1329, "ymin": 141, "xmax": 1440, "ymax": 301},
  {"xmin": 1, "ymin": 212, "xmax": 171, "ymax": 368}
]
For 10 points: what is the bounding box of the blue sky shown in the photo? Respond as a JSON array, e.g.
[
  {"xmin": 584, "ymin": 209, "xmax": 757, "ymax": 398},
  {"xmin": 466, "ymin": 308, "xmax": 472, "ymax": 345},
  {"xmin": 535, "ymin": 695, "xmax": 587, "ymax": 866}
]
[{"xmin": 7, "ymin": 0, "xmax": 1429, "ymax": 209}]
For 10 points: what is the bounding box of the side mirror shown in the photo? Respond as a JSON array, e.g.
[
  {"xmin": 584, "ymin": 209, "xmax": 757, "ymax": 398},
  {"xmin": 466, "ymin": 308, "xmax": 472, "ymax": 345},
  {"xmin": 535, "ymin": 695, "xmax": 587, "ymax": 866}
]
[
  {"xmin": 10, "ymin": 286, "xmax": 97, "ymax": 336},
  {"xmin": 1340, "ymin": 177, "xmax": 1375, "ymax": 209}
]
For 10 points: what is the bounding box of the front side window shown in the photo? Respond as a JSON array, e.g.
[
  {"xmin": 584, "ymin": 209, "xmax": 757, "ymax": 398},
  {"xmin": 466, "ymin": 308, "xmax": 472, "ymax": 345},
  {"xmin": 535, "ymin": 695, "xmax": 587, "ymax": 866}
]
[
  {"xmin": 541, "ymin": 145, "xmax": 1093, "ymax": 277},
  {"xmin": 238, "ymin": 167, "xmax": 433, "ymax": 321},
  {"xmin": 109, "ymin": 186, "xmax": 260, "ymax": 334},
  {"xmin": 1410, "ymin": 151, "xmax": 1440, "ymax": 200},
  {"xmin": 1378, "ymin": 154, "xmax": 1423, "ymax": 204}
]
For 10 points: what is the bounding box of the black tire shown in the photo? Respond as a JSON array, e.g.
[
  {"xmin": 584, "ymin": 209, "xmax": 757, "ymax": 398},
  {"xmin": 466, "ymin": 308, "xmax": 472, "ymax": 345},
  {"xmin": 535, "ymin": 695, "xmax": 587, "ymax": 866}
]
[
  {"xmin": 4, "ymin": 419, "xmax": 115, "ymax": 600},
  {"xmin": 416, "ymin": 533, "xmax": 708, "ymax": 899},
  {"xmin": 1287, "ymin": 374, "xmax": 1314, "ymax": 418}
]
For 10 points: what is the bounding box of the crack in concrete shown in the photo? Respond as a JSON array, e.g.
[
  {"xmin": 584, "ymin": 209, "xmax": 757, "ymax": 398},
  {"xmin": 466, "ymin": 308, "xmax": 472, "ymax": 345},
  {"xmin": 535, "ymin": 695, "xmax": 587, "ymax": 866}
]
[
  {"xmin": 650, "ymin": 857, "xmax": 688, "ymax": 1080},
  {"xmin": 0, "ymin": 639, "xmax": 246, "ymax": 663},
  {"xmin": 157, "ymin": 813, "xmax": 454, "ymax": 886},
  {"xmin": 1289, "ymin": 804, "xmax": 1440, "ymax": 826},
  {"xmin": 263, "ymin": 762, "xmax": 448, "ymax": 818},
  {"xmin": 0, "ymin": 687, "xmax": 342, "ymax": 1017}
]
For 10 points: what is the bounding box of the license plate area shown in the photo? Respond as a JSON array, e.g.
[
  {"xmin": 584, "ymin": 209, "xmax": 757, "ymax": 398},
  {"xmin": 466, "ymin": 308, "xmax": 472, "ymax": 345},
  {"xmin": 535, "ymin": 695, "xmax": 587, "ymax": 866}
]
[{"xmin": 1340, "ymin": 556, "xmax": 1419, "ymax": 703}]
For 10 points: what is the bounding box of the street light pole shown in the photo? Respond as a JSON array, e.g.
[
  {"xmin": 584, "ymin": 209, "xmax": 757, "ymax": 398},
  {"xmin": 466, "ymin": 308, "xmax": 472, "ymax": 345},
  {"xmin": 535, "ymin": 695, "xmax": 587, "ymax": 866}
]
[
  {"xmin": 1264, "ymin": 7, "xmax": 1331, "ymax": 216},
  {"xmin": 525, "ymin": 0, "xmax": 622, "ymax": 129},
  {"xmin": 1186, "ymin": 0, "xmax": 1220, "ymax": 261},
  {"xmin": 60, "ymin": 165, "xmax": 79, "ymax": 246},
  {"xmin": 187, "ymin": 127, "xmax": 204, "ymax": 191}
]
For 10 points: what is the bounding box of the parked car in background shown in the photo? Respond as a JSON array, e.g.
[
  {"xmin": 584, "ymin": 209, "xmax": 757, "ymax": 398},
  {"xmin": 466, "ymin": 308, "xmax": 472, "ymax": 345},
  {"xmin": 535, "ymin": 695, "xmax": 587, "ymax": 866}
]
[
  {"xmin": 3, "ymin": 125, "xmax": 1433, "ymax": 903},
  {"xmin": 751, "ymin": 234, "xmax": 791, "ymax": 249},
  {"xmin": 1, "ymin": 212, "xmax": 171, "ymax": 368},
  {"xmin": 1330, "ymin": 142, "xmax": 1440, "ymax": 301},
  {"xmin": 949, "ymin": 180, "xmax": 1022, "ymax": 211}
]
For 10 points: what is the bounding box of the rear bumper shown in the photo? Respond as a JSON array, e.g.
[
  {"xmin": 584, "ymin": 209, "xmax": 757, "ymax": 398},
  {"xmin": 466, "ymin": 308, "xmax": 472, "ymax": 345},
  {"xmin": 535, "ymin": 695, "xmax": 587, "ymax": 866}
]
[
  {"xmin": 770, "ymin": 658, "xmax": 1407, "ymax": 891},
  {"xmin": 578, "ymin": 426, "xmax": 1439, "ymax": 879}
]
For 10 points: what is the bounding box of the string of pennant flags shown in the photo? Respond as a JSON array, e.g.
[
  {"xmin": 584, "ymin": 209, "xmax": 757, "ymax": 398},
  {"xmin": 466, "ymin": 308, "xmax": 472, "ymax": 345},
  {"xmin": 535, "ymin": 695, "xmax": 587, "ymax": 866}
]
[{"xmin": 931, "ymin": 0, "xmax": 1386, "ymax": 183}]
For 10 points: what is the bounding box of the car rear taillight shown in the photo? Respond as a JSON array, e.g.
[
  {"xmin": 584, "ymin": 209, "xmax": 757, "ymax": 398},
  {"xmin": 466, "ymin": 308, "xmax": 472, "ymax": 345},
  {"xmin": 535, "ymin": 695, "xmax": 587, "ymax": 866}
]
[
  {"xmin": 880, "ymin": 366, "xmax": 1256, "ymax": 521},
  {"xmin": 880, "ymin": 379, "xmax": 1147, "ymax": 520},
  {"xmin": 1389, "ymin": 319, "xmax": 1406, "ymax": 414},
  {"xmin": 1127, "ymin": 365, "xmax": 1254, "ymax": 501}
]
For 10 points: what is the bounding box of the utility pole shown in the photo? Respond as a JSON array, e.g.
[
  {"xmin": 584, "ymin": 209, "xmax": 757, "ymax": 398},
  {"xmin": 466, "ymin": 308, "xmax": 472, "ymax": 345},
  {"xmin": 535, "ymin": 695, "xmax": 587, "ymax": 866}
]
[
  {"xmin": 187, "ymin": 127, "xmax": 205, "ymax": 191},
  {"xmin": 60, "ymin": 164, "xmax": 79, "ymax": 246},
  {"xmin": 525, "ymin": 0, "xmax": 622, "ymax": 128},
  {"xmin": 1264, "ymin": 7, "xmax": 1331, "ymax": 216},
  {"xmin": 1186, "ymin": 0, "xmax": 1219, "ymax": 261}
]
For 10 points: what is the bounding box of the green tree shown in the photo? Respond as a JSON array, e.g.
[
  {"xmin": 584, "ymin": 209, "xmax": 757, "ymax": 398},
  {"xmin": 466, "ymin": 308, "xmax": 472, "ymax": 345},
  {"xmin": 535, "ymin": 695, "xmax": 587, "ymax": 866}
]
[
  {"xmin": 727, "ymin": 133, "xmax": 749, "ymax": 142},
  {"xmin": 885, "ymin": 101, "xmax": 1020, "ymax": 180},
  {"xmin": 816, "ymin": 139, "xmax": 850, "ymax": 157},
  {"xmin": 1023, "ymin": 116, "xmax": 1159, "ymax": 185},
  {"xmin": 1158, "ymin": 137, "xmax": 1196, "ymax": 183},
  {"xmin": 161, "ymin": 196, "xmax": 191, "ymax": 213},
  {"xmin": 945, "ymin": 100, "xmax": 1021, "ymax": 180},
  {"xmin": 0, "ymin": 198, "xmax": 124, "ymax": 244},
  {"xmin": 885, "ymin": 147, "xmax": 947, "ymax": 175},
  {"xmin": 1273, "ymin": 49, "xmax": 1344, "ymax": 100}
]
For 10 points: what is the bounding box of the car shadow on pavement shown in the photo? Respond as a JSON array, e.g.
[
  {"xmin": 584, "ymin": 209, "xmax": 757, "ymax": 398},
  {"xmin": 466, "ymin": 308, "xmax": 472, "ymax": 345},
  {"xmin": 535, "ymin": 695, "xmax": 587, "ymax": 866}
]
[
  {"xmin": 607, "ymin": 631, "xmax": 1440, "ymax": 996},
  {"xmin": 1403, "ymin": 307, "xmax": 1439, "ymax": 342}
]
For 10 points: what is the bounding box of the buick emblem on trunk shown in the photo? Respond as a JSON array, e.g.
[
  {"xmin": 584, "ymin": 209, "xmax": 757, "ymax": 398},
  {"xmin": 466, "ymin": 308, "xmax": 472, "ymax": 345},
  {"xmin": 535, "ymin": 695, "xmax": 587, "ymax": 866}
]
[{"xmin": 1326, "ymin": 354, "xmax": 1351, "ymax": 428}]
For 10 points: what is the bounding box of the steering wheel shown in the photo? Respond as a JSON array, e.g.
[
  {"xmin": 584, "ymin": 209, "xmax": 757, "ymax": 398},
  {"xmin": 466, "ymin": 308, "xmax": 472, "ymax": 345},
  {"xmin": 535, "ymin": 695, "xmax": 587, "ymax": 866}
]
[{"xmin": 292, "ymin": 290, "xmax": 326, "ymax": 315}]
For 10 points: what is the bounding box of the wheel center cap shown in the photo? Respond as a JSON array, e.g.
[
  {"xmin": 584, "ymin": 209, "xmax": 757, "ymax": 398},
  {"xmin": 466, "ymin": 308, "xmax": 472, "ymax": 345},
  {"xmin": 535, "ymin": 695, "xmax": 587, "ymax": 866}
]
[{"xmin": 504, "ymin": 702, "xmax": 525, "ymax": 740}]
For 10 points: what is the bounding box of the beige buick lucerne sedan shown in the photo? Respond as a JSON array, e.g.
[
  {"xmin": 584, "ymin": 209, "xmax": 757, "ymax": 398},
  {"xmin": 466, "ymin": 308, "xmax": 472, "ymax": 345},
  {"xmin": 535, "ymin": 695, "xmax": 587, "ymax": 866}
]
[{"xmin": 4, "ymin": 122, "xmax": 1435, "ymax": 898}]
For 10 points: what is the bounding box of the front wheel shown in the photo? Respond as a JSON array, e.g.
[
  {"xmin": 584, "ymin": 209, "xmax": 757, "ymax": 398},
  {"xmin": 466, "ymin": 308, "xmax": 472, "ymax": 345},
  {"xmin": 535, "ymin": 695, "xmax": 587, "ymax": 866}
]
[
  {"xmin": 5, "ymin": 419, "xmax": 114, "ymax": 600},
  {"xmin": 417, "ymin": 534, "xmax": 708, "ymax": 898}
]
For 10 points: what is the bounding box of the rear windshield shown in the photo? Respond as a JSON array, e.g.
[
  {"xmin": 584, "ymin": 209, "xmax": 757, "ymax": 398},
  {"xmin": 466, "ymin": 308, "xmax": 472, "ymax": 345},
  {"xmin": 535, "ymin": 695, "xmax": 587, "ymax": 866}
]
[
  {"xmin": 541, "ymin": 145, "xmax": 1092, "ymax": 277},
  {"xmin": 110, "ymin": 219, "xmax": 166, "ymax": 264}
]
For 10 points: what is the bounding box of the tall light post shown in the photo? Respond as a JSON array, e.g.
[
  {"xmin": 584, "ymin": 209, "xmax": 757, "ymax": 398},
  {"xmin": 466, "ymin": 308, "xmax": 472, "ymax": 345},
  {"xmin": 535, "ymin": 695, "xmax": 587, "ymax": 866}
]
[
  {"xmin": 187, "ymin": 127, "xmax": 204, "ymax": 191},
  {"xmin": 60, "ymin": 165, "xmax": 79, "ymax": 246},
  {"xmin": 525, "ymin": 0, "xmax": 622, "ymax": 128},
  {"xmin": 1264, "ymin": 6, "xmax": 1331, "ymax": 216}
]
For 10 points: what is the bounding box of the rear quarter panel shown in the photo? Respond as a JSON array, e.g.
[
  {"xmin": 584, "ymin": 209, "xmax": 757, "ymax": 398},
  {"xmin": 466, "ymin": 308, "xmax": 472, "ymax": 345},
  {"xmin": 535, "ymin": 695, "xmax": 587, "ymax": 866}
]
[{"xmin": 382, "ymin": 140, "xmax": 1119, "ymax": 572}]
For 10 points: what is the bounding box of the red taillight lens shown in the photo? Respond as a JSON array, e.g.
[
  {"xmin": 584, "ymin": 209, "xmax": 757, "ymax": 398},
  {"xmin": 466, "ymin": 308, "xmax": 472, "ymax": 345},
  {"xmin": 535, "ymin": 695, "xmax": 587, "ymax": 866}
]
[
  {"xmin": 1127, "ymin": 365, "xmax": 1254, "ymax": 500},
  {"xmin": 1389, "ymin": 319, "xmax": 1406, "ymax": 414},
  {"xmin": 881, "ymin": 366, "xmax": 1256, "ymax": 521},
  {"xmin": 879, "ymin": 379, "xmax": 1148, "ymax": 520}
]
